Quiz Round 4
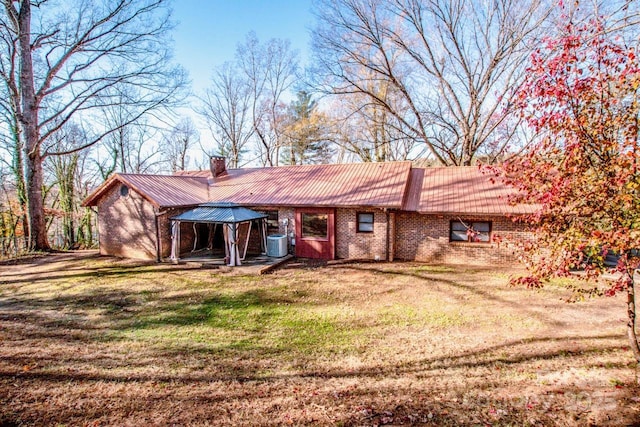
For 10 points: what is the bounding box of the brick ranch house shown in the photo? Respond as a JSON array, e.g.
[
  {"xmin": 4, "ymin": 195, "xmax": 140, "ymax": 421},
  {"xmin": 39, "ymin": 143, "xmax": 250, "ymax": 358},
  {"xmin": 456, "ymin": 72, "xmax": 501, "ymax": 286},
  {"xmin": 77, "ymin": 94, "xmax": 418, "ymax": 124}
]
[{"xmin": 82, "ymin": 157, "xmax": 533, "ymax": 266}]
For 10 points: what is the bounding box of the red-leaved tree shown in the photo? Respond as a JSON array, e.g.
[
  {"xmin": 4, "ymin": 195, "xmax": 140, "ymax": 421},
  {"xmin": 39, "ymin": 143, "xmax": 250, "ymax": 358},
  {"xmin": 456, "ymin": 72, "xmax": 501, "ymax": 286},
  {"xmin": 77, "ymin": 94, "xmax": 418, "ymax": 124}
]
[{"xmin": 490, "ymin": 17, "xmax": 640, "ymax": 362}]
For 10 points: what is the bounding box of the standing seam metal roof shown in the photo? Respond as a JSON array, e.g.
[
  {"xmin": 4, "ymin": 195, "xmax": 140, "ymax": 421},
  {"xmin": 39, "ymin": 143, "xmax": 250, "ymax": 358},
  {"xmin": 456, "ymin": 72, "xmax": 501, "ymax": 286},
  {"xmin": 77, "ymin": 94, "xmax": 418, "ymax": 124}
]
[
  {"xmin": 401, "ymin": 166, "xmax": 537, "ymax": 215},
  {"xmin": 82, "ymin": 173, "xmax": 209, "ymax": 208},
  {"xmin": 83, "ymin": 162, "xmax": 534, "ymax": 215},
  {"xmin": 206, "ymin": 162, "xmax": 412, "ymax": 208}
]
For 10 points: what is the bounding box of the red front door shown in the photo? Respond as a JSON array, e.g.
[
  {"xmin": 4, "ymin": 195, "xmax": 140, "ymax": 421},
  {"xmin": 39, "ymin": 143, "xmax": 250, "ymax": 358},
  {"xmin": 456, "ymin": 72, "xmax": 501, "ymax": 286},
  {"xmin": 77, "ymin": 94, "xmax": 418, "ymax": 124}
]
[{"xmin": 295, "ymin": 208, "xmax": 335, "ymax": 259}]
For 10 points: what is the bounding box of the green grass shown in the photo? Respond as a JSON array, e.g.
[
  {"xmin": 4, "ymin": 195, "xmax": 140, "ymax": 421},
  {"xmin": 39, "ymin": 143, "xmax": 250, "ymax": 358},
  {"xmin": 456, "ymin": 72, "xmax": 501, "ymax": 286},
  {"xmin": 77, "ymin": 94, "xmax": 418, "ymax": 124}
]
[
  {"xmin": 1, "ymin": 252, "xmax": 638, "ymax": 426},
  {"xmin": 378, "ymin": 303, "xmax": 468, "ymax": 328},
  {"xmin": 104, "ymin": 287, "xmax": 369, "ymax": 357}
]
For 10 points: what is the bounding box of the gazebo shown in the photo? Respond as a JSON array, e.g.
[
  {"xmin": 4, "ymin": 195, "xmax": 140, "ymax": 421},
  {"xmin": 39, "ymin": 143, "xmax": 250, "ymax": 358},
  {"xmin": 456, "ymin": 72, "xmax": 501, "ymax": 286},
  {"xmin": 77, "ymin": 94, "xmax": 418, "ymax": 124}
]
[{"xmin": 170, "ymin": 202, "xmax": 268, "ymax": 266}]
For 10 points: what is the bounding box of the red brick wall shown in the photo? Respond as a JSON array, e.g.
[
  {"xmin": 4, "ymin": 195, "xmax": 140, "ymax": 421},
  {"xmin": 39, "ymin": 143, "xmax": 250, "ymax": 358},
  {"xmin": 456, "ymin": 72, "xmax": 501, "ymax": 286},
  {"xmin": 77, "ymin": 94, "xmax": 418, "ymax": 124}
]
[
  {"xmin": 157, "ymin": 211, "xmax": 172, "ymax": 258},
  {"xmin": 157, "ymin": 208, "xmax": 186, "ymax": 259},
  {"xmin": 237, "ymin": 221, "xmax": 265, "ymax": 255},
  {"xmin": 394, "ymin": 213, "xmax": 530, "ymax": 266},
  {"xmin": 249, "ymin": 207, "xmax": 295, "ymax": 254},
  {"xmin": 97, "ymin": 183, "xmax": 158, "ymax": 260},
  {"xmin": 388, "ymin": 212, "xmax": 396, "ymax": 261},
  {"xmin": 249, "ymin": 207, "xmax": 391, "ymax": 260},
  {"xmin": 95, "ymin": 183, "xmax": 196, "ymax": 261},
  {"xmin": 97, "ymin": 188, "xmax": 530, "ymax": 266},
  {"xmin": 335, "ymin": 208, "xmax": 389, "ymax": 260},
  {"xmin": 98, "ymin": 198, "xmax": 298, "ymax": 261}
]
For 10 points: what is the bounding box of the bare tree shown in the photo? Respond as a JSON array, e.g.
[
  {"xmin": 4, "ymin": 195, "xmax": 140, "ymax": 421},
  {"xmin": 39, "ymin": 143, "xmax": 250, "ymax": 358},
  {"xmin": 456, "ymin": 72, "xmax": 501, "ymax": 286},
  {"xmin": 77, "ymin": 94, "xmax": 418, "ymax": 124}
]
[
  {"xmin": 160, "ymin": 117, "xmax": 199, "ymax": 172},
  {"xmin": 199, "ymin": 33, "xmax": 299, "ymax": 167},
  {"xmin": 46, "ymin": 123, "xmax": 82, "ymax": 249},
  {"xmin": 328, "ymin": 76, "xmax": 420, "ymax": 162},
  {"xmin": 46, "ymin": 122, "xmax": 101, "ymax": 249},
  {"xmin": 236, "ymin": 32, "xmax": 299, "ymax": 166},
  {"xmin": 312, "ymin": 0, "xmax": 553, "ymax": 166},
  {"xmin": 98, "ymin": 119, "xmax": 163, "ymax": 178},
  {"xmin": 0, "ymin": 163, "xmax": 25, "ymax": 255},
  {"xmin": 0, "ymin": 0, "xmax": 186, "ymax": 250},
  {"xmin": 93, "ymin": 85, "xmax": 162, "ymax": 177},
  {"xmin": 199, "ymin": 62, "xmax": 253, "ymax": 169},
  {"xmin": 559, "ymin": 1, "xmax": 640, "ymax": 41},
  {"xmin": 0, "ymin": 20, "xmax": 27, "ymax": 245},
  {"xmin": 0, "ymin": 103, "xmax": 28, "ymax": 245}
]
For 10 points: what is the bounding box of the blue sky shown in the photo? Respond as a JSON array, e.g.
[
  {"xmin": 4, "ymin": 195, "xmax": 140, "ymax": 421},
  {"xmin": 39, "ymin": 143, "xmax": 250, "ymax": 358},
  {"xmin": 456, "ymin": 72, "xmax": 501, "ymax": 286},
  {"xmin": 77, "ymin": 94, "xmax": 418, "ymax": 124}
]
[{"xmin": 171, "ymin": 0, "xmax": 314, "ymax": 94}]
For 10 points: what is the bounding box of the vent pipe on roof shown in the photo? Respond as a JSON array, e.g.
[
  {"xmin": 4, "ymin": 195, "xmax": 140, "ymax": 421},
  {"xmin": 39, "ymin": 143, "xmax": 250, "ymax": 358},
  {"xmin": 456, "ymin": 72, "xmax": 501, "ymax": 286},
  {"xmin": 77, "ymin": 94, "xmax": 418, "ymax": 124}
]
[{"xmin": 210, "ymin": 156, "xmax": 226, "ymax": 178}]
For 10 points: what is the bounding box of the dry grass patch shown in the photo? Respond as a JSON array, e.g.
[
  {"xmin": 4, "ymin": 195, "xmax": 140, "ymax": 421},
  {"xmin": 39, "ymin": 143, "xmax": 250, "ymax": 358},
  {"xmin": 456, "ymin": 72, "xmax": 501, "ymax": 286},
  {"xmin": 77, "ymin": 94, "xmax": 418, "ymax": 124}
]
[{"xmin": 1, "ymin": 251, "xmax": 639, "ymax": 426}]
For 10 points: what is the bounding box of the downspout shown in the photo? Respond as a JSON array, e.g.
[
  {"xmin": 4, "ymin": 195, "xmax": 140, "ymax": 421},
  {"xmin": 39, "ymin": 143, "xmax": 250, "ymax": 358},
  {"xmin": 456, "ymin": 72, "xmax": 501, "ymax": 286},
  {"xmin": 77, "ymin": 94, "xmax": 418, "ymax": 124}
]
[
  {"xmin": 89, "ymin": 207, "xmax": 99, "ymax": 250},
  {"xmin": 385, "ymin": 208, "xmax": 390, "ymax": 262}
]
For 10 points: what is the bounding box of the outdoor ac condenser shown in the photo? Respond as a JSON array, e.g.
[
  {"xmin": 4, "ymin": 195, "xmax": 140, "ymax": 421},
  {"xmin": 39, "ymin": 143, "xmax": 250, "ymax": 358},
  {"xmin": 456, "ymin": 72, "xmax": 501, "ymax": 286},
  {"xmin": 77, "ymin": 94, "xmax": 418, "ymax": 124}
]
[{"xmin": 267, "ymin": 234, "xmax": 288, "ymax": 257}]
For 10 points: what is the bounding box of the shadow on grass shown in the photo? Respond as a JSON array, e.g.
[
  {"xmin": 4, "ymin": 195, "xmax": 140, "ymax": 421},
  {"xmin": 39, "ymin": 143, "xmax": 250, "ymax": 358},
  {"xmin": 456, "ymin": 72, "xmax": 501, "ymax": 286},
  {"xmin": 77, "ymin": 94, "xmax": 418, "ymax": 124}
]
[
  {"xmin": 0, "ymin": 281, "xmax": 363, "ymax": 366},
  {"xmin": 2, "ymin": 255, "xmax": 638, "ymax": 426},
  {"xmin": 128, "ymin": 288, "xmax": 296, "ymax": 329},
  {"xmin": 335, "ymin": 263, "xmax": 567, "ymax": 326},
  {"xmin": 0, "ymin": 333, "xmax": 628, "ymax": 384},
  {"xmin": 0, "ymin": 262, "xmax": 202, "ymax": 287},
  {"xmin": 1, "ymin": 286, "xmax": 299, "ymax": 328}
]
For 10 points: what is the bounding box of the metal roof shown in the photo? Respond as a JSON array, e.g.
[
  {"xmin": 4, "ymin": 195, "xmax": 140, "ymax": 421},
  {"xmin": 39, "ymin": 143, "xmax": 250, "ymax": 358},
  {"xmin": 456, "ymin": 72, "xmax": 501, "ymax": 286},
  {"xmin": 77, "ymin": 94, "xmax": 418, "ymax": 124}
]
[
  {"xmin": 121, "ymin": 174, "xmax": 209, "ymax": 207},
  {"xmin": 83, "ymin": 162, "xmax": 535, "ymax": 216},
  {"xmin": 206, "ymin": 162, "xmax": 412, "ymax": 208},
  {"xmin": 402, "ymin": 166, "xmax": 537, "ymax": 215},
  {"xmin": 83, "ymin": 173, "xmax": 209, "ymax": 208},
  {"xmin": 171, "ymin": 203, "xmax": 267, "ymax": 224}
]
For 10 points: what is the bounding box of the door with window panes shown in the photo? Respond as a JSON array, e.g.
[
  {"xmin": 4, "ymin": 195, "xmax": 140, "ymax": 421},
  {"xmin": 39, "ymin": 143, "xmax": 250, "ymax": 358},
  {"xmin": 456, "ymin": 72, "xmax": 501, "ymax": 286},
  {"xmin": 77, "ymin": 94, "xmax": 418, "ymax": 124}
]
[{"xmin": 295, "ymin": 208, "xmax": 335, "ymax": 259}]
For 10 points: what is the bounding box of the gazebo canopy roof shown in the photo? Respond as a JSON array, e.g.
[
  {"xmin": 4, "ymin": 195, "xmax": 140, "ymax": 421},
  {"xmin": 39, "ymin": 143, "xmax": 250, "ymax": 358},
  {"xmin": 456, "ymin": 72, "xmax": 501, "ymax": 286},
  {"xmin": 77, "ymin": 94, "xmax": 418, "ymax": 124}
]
[{"xmin": 171, "ymin": 202, "xmax": 267, "ymax": 224}]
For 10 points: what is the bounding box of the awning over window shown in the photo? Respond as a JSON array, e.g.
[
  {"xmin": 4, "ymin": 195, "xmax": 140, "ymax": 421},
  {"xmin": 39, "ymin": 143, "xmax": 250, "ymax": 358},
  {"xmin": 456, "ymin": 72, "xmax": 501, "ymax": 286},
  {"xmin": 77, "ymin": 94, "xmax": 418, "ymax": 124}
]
[{"xmin": 170, "ymin": 202, "xmax": 267, "ymax": 224}]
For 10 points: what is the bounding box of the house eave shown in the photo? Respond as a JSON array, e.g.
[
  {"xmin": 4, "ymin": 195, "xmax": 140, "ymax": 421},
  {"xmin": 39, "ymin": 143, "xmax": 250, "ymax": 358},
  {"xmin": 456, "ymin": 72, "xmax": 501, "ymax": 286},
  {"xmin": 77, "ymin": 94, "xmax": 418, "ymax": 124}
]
[
  {"xmin": 82, "ymin": 174, "xmax": 163, "ymax": 209},
  {"xmin": 235, "ymin": 202, "xmax": 403, "ymax": 210},
  {"xmin": 413, "ymin": 210, "xmax": 534, "ymax": 217}
]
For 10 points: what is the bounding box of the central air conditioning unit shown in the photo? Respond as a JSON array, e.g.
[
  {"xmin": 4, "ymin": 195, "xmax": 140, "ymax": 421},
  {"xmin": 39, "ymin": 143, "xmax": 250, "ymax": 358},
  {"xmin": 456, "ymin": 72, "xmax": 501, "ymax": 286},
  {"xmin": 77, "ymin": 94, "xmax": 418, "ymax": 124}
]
[{"xmin": 267, "ymin": 234, "xmax": 288, "ymax": 257}]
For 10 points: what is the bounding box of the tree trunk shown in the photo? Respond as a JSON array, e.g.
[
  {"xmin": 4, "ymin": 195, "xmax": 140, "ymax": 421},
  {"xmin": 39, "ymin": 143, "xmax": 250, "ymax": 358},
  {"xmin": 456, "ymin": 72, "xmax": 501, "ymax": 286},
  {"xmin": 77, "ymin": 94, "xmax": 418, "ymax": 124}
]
[
  {"xmin": 17, "ymin": 1, "xmax": 50, "ymax": 251},
  {"xmin": 628, "ymin": 274, "xmax": 640, "ymax": 364},
  {"xmin": 25, "ymin": 150, "xmax": 49, "ymax": 250}
]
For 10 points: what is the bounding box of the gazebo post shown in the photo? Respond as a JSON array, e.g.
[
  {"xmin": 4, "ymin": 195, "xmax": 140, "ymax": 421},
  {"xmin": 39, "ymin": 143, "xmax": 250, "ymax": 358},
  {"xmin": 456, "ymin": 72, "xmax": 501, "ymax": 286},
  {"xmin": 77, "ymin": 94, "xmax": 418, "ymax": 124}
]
[
  {"xmin": 261, "ymin": 218, "xmax": 267, "ymax": 255},
  {"xmin": 223, "ymin": 223, "xmax": 230, "ymax": 262},
  {"xmin": 170, "ymin": 220, "xmax": 180, "ymax": 264},
  {"xmin": 228, "ymin": 223, "xmax": 240, "ymax": 266},
  {"xmin": 234, "ymin": 223, "xmax": 241, "ymax": 266}
]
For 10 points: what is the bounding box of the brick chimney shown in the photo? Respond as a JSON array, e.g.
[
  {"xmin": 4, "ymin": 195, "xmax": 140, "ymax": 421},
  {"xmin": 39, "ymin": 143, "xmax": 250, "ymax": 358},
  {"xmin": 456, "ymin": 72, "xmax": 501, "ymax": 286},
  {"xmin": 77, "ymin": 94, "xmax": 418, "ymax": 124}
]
[{"xmin": 210, "ymin": 156, "xmax": 226, "ymax": 178}]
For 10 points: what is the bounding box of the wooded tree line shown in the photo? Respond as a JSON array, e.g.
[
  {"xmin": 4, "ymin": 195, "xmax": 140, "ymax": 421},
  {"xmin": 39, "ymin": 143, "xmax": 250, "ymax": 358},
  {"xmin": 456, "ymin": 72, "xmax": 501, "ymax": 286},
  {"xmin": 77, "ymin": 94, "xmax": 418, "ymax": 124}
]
[{"xmin": 0, "ymin": 0, "xmax": 637, "ymax": 253}]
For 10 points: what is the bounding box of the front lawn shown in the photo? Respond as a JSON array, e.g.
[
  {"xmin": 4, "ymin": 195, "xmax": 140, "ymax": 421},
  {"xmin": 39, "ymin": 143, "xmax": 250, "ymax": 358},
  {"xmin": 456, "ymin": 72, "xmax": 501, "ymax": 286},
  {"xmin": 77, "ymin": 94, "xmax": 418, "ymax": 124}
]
[{"xmin": 0, "ymin": 252, "xmax": 638, "ymax": 425}]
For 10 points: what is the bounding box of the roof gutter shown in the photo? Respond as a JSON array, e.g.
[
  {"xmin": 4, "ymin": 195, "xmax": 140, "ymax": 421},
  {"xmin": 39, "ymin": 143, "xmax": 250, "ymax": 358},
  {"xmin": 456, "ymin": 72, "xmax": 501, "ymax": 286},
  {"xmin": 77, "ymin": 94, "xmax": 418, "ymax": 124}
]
[{"xmin": 416, "ymin": 211, "xmax": 528, "ymax": 216}]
